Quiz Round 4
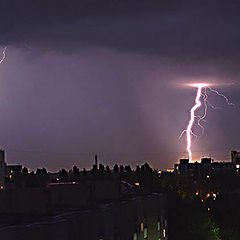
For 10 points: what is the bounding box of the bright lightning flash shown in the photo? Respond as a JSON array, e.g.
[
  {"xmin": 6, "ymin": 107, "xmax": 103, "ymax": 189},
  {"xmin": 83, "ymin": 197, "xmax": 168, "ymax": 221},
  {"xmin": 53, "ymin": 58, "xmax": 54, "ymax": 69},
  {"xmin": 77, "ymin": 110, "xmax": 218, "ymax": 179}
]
[
  {"xmin": 0, "ymin": 47, "xmax": 7, "ymax": 64},
  {"xmin": 180, "ymin": 82, "xmax": 233, "ymax": 162},
  {"xmin": 186, "ymin": 83, "xmax": 208, "ymax": 161}
]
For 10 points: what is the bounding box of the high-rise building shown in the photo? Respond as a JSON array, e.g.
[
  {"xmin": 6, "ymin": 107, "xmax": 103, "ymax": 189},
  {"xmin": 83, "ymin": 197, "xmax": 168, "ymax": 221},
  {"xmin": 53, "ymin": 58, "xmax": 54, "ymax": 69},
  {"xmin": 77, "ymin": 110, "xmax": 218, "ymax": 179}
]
[
  {"xmin": 231, "ymin": 151, "xmax": 240, "ymax": 164},
  {"xmin": 0, "ymin": 150, "xmax": 6, "ymax": 189}
]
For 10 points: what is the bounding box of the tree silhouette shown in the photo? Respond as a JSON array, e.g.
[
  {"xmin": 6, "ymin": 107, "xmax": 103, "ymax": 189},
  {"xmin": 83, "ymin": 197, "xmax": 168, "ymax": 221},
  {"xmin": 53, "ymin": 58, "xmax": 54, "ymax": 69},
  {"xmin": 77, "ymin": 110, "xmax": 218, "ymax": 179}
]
[
  {"xmin": 120, "ymin": 165, "xmax": 124, "ymax": 172},
  {"xmin": 73, "ymin": 166, "xmax": 79, "ymax": 175},
  {"xmin": 125, "ymin": 165, "xmax": 132, "ymax": 173},
  {"xmin": 106, "ymin": 166, "xmax": 111, "ymax": 173},
  {"xmin": 59, "ymin": 169, "xmax": 68, "ymax": 182},
  {"xmin": 99, "ymin": 163, "xmax": 105, "ymax": 172},
  {"xmin": 22, "ymin": 167, "xmax": 28, "ymax": 175},
  {"xmin": 113, "ymin": 164, "xmax": 119, "ymax": 173}
]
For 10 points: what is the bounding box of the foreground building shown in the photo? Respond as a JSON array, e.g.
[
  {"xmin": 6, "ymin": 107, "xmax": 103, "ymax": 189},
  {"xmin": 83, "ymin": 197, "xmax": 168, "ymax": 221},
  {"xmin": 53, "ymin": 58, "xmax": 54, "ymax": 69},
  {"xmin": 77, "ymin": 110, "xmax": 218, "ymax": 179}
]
[
  {"xmin": 0, "ymin": 193, "xmax": 168, "ymax": 240},
  {"xmin": 0, "ymin": 150, "xmax": 168, "ymax": 240}
]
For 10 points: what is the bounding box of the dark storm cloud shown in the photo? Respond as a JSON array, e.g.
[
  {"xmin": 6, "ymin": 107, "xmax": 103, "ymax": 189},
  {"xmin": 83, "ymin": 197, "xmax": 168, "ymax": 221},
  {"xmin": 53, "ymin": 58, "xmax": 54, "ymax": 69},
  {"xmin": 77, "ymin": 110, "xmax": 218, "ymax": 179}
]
[{"xmin": 1, "ymin": 0, "xmax": 240, "ymax": 58}]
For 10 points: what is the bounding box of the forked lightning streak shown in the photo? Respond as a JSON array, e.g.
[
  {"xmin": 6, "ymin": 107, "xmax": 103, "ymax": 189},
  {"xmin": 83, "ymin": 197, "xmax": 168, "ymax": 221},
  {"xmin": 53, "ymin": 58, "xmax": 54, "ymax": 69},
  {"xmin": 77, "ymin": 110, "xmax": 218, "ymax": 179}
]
[{"xmin": 180, "ymin": 83, "xmax": 234, "ymax": 161}]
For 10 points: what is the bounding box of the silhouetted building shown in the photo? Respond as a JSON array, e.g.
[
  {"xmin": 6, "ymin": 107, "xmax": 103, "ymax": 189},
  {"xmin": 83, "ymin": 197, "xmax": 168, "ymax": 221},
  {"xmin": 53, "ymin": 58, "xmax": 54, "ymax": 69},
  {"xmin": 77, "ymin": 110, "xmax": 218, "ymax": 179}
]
[
  {"xmin": 92, "ymin": 154, "xmax": 98, "ymax": 170},
  {"xmin": 231, "ymin": 151, "xmax": 240, "ymax": 170},
  {"xmin": 212, "ymin": 161, "xmax": 234, "ymax": 171},
  {"xmin": 0, "ymin": 150, "xmax": 6, "ymax": 189},
  {"xmin": 175, "ymin": 158, "xmax": 190, "ymax": 176},
  {"xmin": 201, "ymin": 157, "xmax": 212, "ymax": 164},
  {"xmin": 231, "ymin": 150, "xmax": 240, "ymax": 163},
  {"xmin": 174, "ymin": 156, "xmax": 234, "ymax": 178},
  {"xmin": 180, "ymin": 158, "xmax": 189, "ymax": 164}
]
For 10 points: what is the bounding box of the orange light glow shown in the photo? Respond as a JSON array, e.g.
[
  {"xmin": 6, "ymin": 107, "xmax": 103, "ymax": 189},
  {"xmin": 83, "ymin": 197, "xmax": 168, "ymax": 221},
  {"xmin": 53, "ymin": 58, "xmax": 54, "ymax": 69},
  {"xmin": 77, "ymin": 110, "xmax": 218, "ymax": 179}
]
[
  {"xmin": 163, "ymin": 229, "xmax": 166, "ymax": 238},
  {"xmin": 135, "ymin": 182, "xmax": 140, "ymax": 186}
]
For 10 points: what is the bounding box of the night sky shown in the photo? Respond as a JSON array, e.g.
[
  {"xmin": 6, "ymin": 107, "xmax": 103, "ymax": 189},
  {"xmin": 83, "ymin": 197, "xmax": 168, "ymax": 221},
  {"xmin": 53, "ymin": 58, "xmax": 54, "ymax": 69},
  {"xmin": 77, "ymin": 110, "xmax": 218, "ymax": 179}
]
[{"xmin": 0, "ymin": 0, "xmax": 240, "ymax": 171}]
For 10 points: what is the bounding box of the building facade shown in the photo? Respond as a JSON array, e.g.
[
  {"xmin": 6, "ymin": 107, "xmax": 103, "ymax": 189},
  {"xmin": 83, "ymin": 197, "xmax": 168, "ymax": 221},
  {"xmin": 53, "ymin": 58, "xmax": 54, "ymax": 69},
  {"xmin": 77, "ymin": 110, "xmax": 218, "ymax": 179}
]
[
  {"xmin": 0, "ymin": 193, "xmax": 168, "ymax": 240},
  {"xmin": 174, "ymin": 157, "xmax": 234, "ymax": 178},
  {"xmin": 0, "ymin": 150, "xmax": 6, "ymax": 189},
  {"xmin": 231, "ymin": 151, "xmax": 240, "ymax": 170}
]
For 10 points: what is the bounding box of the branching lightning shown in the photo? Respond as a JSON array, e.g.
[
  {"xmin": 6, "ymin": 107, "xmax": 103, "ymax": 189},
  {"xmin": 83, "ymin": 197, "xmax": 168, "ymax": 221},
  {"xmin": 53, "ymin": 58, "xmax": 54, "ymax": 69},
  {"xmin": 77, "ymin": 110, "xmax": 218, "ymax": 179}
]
[
  {"xmin": 0, "ymin": 47, "xmax": 7, "ymax": 64},
  {"xmin": 208, "ymin": 87, "xmax": 234, "ymax": 106},
  {"xmin": 180, "ymin": 82, "xmax": 234, "ymax": 161}
]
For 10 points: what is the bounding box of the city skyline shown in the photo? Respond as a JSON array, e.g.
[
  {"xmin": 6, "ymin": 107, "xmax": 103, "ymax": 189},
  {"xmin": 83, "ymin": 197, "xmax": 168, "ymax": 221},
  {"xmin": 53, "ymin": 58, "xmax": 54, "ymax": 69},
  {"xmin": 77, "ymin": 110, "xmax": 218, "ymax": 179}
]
[{"xmin": 0, "ymin": 2, "xmax": 240, "ymax": 240}]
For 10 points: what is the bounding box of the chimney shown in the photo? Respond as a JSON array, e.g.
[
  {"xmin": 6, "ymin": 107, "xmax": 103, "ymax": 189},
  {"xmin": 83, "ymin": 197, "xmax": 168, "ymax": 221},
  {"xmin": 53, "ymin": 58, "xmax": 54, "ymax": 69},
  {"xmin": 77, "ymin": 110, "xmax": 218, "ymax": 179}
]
[{"xmin": 95, "ymin": 155, "xmax": 98, "ymax": 170}]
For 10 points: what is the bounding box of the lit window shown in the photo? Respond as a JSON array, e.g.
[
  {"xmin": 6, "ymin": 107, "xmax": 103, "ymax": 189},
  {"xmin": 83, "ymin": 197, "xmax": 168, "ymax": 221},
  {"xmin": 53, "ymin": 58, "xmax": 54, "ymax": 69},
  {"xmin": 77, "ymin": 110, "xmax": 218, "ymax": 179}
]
[
  {"xmin": 10, "ymin": 170, "xmax": 13, "ymax": 174},
  {"xmin": 236, "ymin": 164, "xmax": 240, "ymax": 169},
  {"xmin": 140, "ymin": 223, "xmax": 144, "ymax": 232},
  {"xmin": 143, "ymin": 228, "xmax": 147, "ymax": 239},
  {"xmin": 157, "ymin": 221, "xmax": 160, "ymax": 231},
  {"xmin": 133, "ymin": 233, "xmax": 137, "ymax": 240},
  {"xmin": 163, "ymin": 229, "xmax": 166, "ymax": 238},
  {"xmin": 135, "ymin": 182, "xmax": 140, "ymax": 186}
]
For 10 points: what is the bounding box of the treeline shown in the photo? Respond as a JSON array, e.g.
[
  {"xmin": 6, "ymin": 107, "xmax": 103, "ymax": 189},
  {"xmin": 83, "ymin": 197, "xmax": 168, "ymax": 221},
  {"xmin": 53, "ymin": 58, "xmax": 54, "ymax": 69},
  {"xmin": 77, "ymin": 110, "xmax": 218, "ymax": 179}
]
[{"xmin": 6, "ymin": 162, "xmax": 160, "ymax": 192}]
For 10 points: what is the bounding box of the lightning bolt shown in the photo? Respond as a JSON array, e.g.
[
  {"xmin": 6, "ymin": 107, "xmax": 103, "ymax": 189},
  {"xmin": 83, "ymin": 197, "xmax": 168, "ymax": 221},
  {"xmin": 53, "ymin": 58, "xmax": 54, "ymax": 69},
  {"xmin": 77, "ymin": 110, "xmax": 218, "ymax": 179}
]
[
  {"xmin": 208, "ymin": 87, "xmax": 234, "ymax": 106},
  {"xmin": 0, "ymin": 47, "xmax": 7, "ymax": 64},
  {"xmin": 180, "ymin": 83, "xmax": 234, "ymax": 161}
]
